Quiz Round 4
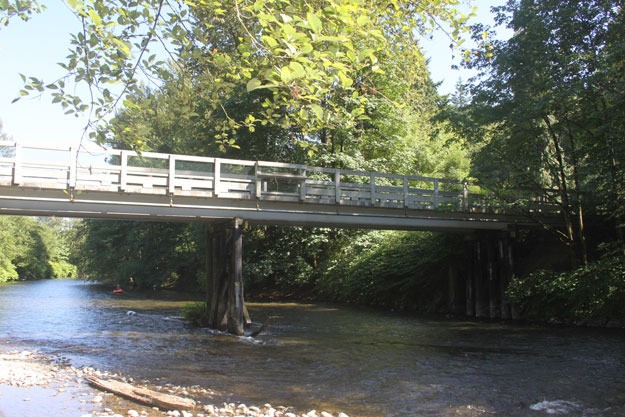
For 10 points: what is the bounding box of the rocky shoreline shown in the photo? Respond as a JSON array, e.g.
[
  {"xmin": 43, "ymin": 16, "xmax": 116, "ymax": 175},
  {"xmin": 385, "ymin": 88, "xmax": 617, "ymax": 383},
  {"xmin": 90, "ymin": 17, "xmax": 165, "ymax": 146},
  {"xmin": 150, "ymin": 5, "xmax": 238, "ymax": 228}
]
[{"xmin": 0, "ymin": 348, "xmax": 349, "ymax": 417}]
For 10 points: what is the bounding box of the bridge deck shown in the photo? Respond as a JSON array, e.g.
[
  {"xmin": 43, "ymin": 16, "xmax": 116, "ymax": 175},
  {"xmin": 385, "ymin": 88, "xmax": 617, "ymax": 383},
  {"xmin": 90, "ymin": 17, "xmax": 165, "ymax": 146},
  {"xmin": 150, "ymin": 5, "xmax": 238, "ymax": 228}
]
[{"xmin": 0, "ymin": 142, "xmax": 560, "ymax": 231}]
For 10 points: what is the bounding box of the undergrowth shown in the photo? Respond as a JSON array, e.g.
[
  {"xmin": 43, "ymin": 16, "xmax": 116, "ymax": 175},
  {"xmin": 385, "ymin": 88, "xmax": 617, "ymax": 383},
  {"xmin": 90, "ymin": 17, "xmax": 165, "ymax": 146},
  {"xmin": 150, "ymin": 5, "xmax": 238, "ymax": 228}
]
[{"xmin": 507, "ymin": 256, "xmax": 625, "ymax": 326}]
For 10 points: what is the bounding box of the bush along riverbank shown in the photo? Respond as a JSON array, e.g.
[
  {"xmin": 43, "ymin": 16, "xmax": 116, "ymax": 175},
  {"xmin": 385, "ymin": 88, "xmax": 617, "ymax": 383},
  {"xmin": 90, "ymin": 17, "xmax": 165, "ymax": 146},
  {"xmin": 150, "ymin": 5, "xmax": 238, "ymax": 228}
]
[
  {"xmin": 0, "ymin": 347, "xmax": 351, "ymax": 417},
  {"xmin": 184, "ymin": 230, "xmax": 625, "ymax": 330},
  {"xmin": 507, "ymin": 255, "xmax": 625, "ymax": 328}
]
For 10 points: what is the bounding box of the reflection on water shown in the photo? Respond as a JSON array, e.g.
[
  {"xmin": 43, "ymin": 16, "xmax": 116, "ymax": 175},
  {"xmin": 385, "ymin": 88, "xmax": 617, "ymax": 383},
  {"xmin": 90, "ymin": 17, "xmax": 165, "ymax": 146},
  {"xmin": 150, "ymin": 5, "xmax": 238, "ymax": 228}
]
[{"xmin": 1, "ymin": 279, "xmax": 625, "ymax": 416}]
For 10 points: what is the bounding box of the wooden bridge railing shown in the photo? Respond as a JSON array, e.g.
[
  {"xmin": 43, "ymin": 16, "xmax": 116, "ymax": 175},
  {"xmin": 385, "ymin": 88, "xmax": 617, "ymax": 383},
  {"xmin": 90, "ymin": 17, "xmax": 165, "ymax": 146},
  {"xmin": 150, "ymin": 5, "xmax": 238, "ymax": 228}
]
[{"xmin": 0, "ymin": 141, "xmax": 560, "ymax": 216}]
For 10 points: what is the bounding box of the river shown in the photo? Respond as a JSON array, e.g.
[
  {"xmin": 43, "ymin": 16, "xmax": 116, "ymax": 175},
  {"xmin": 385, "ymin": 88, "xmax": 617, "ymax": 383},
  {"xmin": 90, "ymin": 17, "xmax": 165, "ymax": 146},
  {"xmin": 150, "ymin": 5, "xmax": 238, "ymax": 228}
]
[{"xmin": 1, "ymin": 279, "xmax": 624, "ymax": 416}]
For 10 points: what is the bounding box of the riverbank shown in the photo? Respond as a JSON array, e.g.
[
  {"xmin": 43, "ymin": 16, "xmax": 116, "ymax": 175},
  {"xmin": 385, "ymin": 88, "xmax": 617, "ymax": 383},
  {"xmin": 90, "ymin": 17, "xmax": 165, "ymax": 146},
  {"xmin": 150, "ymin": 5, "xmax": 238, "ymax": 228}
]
[{"xmin": 0, "ymin": 347, "xmax": 349, "ymax": 417}]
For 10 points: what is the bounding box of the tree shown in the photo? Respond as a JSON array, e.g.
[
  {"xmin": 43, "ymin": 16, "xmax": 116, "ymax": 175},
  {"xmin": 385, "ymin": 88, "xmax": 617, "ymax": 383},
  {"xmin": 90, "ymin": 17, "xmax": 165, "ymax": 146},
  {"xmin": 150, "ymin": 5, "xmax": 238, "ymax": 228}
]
[
  {"xmin": 456, "ymin": 0, "xmax": 624, "ymax": 265},
  {"xmin": 3, "ymin": 0, "xmax": 473, "ymax": 151},
  {"xmin": 0, "ymin": 216, "xmax": 76, "ymax": 281},
  {"xmin": 73, "ymin": 219, "xmax": 203, "ymax": 289}
]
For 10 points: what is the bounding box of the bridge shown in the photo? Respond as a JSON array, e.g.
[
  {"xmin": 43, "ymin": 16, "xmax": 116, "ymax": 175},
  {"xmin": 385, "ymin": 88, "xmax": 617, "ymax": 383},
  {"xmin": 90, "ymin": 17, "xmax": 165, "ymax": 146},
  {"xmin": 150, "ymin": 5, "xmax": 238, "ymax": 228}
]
[
  {"xmin": 0, "ymin": 141, "xmax": 562, "ymax": 334},
  {"xmin": 0, "ymin": 141, "xmax": 559, "ymax": 231}
]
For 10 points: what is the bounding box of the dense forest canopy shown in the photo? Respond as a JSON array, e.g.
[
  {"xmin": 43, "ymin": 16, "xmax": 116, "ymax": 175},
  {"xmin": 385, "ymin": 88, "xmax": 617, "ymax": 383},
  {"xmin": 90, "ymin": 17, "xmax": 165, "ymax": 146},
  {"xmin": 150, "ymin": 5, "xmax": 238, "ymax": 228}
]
[
  {"xmin": 1, "ymin": 0, "xmax": 624, "ymax": 324},
  {"xmin": 5, "ymin": 0, "xmax": 472, "ymax": 153},
  {"xmin": 447, "ymin": 0, "xmax": 625, "ymax": 265}
]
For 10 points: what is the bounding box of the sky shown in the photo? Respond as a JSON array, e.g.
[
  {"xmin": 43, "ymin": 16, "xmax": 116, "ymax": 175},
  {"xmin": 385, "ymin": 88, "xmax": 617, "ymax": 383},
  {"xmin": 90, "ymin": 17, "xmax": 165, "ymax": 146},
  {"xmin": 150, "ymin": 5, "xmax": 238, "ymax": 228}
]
[{"xmin": 0, "ymin": 0, "xmax": 511, "ymax": 151}]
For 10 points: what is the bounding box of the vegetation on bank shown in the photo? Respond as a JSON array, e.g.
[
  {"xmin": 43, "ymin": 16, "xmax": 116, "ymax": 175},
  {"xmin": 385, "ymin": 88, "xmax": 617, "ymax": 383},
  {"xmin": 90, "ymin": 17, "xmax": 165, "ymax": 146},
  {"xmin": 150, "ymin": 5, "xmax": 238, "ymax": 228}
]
[
  {"xmin": 0, "ymin": 216, "xmax": 77, "ymax": 282},
  {"xmin": 316, "ymin": 231, "xmax": 465, "ymax": 311},
  {"xmin": 508, "ymin": 256, "xmax": 625, "ymax": 326}
]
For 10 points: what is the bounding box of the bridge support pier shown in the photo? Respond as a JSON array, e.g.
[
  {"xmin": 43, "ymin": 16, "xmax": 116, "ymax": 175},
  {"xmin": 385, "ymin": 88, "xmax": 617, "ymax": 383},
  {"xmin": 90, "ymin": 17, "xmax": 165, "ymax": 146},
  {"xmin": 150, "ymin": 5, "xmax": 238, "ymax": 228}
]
[
  {"xmin": 448, "ymin": 265, "xmax": 465, "ymax": 315},
  {"xmin": 205, "ymin": 218, "xmax": 246, "ymax": 336},
  {"xmin": 464, "ymin": 232, "xmax": 516, "ymax": 320}
]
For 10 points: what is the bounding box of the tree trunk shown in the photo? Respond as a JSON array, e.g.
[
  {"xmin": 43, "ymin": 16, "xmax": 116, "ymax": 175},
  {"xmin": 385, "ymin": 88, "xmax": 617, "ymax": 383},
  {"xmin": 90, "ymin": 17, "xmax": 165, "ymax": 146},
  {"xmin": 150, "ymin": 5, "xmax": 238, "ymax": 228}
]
[
  {"xmin": 566, "ymin": 120, "xmax": 588, "ymax": 265},
  {"xmin": 543, "ymin": 116, "xmax": 578, "ymax": 267}
]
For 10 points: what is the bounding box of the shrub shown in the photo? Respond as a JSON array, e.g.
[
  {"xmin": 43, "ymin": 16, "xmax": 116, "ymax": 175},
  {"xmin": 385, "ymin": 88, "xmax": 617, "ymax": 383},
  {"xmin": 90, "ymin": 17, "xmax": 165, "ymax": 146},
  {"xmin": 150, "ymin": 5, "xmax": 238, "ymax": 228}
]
[
  {"xmin": 507, "ymin": 256, "xmax": 625, "ymax": 325},
  {"xmin": 50, "ymin": 260, "xmax": 78, "ymax": 278},
  {"xmin": 182, "ymin": 302, "xmax": 210, "ymax": 327},
  {"xmin": 0, "ymin": 255, "xmax": 18, "ymax": 282},
  {"xmin": 316, "ymin": 230, "xmax": 465, "ymax": 311}
]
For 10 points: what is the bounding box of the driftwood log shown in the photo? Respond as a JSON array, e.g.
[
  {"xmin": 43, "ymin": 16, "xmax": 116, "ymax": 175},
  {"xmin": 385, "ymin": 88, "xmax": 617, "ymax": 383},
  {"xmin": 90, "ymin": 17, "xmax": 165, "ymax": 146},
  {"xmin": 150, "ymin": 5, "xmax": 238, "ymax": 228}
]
[{"xmin": 86, "ymin": 375, "xmax": 196, "ymax": 411}]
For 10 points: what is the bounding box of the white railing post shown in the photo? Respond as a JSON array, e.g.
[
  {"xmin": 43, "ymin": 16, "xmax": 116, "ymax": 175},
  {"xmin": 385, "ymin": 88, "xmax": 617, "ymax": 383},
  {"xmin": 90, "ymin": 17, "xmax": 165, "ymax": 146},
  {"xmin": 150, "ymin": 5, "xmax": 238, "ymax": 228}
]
[
  {"xmin": 299, "ymin": 168, "xmax": 307, "ymax": 202},
  {"xmin": 254, "ymin": 161, "xmax": 261, "ymax": 198},
  {"xmin": 214, "ymin": 158, "xmax": 221, "ymax": 196},
  {"xmin": 168, "ymin": 154, "xmax": 176, "ymax": 195},
  {"xmin": 119, "ymin": 150, "xmax": 128, "ymax": 191},
  {"xmin": 335, "ymin": 169, "xmax": 341, "ymax": 204},
  {"xmin": 12, "ymin": 143, "xmax": 22, "ymax": 185},
  {"xmin": 370, "ymin": 173, "xmax": 376, "ymax": 206},
  {"xmin": 433, "ymin": 179, "xmax": 439, "ymax": 208},
  {"xmin": 403, "ymin": 176, "xmax": 409, "ymax": 208},
  {"xmin": 462, "ymin": 182, "xmax": 469, "ymax": 211},
  {"xmin": 68, "ymin": 147, "xmax": 77, "ymax": 189}
]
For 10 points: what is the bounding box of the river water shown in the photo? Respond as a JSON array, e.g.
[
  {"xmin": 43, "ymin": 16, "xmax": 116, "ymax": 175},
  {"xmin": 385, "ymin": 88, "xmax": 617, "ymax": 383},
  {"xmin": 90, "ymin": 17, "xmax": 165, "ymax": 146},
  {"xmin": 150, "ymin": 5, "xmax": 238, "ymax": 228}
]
[{"xmin": 1, "ymin": 279, "xmax": 625, "ymax": 416}]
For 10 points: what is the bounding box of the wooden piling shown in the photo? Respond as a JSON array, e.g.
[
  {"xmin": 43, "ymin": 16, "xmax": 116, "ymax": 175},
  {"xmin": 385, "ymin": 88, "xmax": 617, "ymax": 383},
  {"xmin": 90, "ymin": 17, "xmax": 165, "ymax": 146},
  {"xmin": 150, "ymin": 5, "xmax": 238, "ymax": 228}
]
[
  {"xmin": 474, "ymin": 240, "xmax": 489, "ymax": 318},
  {"xmin": 499, "ymin": 237, "xmax": 512, "ymax": 320},
  {"xmin": 466, "ymin": 269, "xmax": 475, "ymax": 317},
  {"xmin": 206, "ymin": 218, "xmax": 247, "ymax": 335},
  {"xmin": 487, "ymin": 239, "xmax": 501, "ymax": 319},
  {"xmin": 227, "ymin": 218, "xmax": 245, "ymax": 336}
]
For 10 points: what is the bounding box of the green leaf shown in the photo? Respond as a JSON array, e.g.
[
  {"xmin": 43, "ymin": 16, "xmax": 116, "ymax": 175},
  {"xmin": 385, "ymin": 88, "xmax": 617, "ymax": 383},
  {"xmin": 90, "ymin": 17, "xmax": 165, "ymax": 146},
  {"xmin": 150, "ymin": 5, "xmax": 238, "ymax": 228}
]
[
  {"xmin": 246, "ymin": 78, "xmax": 262, "ymax": 92},
  {"xmin": 262, "ymin": 35, "xmax": 278, "ymax": 48},
  {"xmin": 356, "ymin": 15, "xmax": 369, "ymax": 26},
  {"xmin": 66, "ymin": 0, "xmax": 82, "ymax": 10},
  {"xmin": 299, "ymin": 42, "xmax": 314, "ymax": 54},
  {"xmin": 338, "ymin": 71, "xmax": 353, "ymax": 88},
  {"xmin": 88, "ymin": 8, "xmax": 102, "ymax": 27},
  {"xmin": 112, "ymin": 38, "xmax": 131, "ymax": 57},
  {"xmin": 309, "ymin": 103, "xmax": 324, "ymax": 119},
  {"xmin": 280, "ymin": 66, "xmax": 292, "ymax": 83},
  {"xmin": 307, "ymin": 12, "xmax": 322, "ymax": 33},
  {"xmin": 289, "ymin": 61, "xmax": 306, "ymax": 79}
]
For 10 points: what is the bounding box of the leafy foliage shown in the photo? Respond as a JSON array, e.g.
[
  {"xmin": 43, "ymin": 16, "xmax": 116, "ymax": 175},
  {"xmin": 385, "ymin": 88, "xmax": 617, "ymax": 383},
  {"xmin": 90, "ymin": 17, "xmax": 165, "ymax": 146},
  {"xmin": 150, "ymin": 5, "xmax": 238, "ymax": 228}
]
[
  {"xmin": 445, "ymin": 0, "xmax": 625, "ymax": 265},
  {"xmin": 72, "ymin": 220, "xmax": 204, "ymax": 289},
  {"xmin": 0, "ymin": 0, "xmax": 45, "ymax": 26},
  {"xmin": 0, "ymin": 216, "xmax": 77, "ymax": 282},
  {"xmin": 243, "ymin": 226, "xmax": 349, "ymax": 292},
  {"xmin": 8, "ymin": 0, "xmax": 472, "ymax": 150},
  {"xmin": 181, "ymin": 301, "xmax": 210, "ymax": 326},
  {"xmin": 316, "ymin": 230, "xmax": 466, "ymax": 310},
  {"xmin": 507, "ymin": 256, "xmax": 625, "ymax": 326}
]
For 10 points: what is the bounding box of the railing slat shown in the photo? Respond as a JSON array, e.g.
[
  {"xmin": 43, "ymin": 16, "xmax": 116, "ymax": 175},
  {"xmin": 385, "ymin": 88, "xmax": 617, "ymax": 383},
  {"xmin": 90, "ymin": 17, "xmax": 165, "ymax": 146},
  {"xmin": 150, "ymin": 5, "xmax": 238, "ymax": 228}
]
[
  {"xmin": 168, "ymin": 155, "xmax": 176, "ymax": 195},
  {"xmin": 335, "ymin": 170, "xmax": 341, "ymax": 205},
  {"xmin": 214, "ymin": 158, "xmax": 221, "ymax": 196},
  {"xmin": 12, "ymin": 143, "xmax": 22, "ymax": 186},
  {"xmin": 68, "ymin": 147, "xmax": 77, "ymax": 189},
  {"xmin": 119, "ymin": 150, "xmax": 128, "ymax": 191}
]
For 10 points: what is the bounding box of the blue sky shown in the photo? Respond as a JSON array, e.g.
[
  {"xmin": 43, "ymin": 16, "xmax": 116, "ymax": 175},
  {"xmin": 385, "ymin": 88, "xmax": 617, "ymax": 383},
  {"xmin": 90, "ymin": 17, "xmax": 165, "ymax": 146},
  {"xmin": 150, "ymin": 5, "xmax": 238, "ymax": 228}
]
[{"xmin": 0, "ymin": 0, "xmax": 510, "ymax": 150}]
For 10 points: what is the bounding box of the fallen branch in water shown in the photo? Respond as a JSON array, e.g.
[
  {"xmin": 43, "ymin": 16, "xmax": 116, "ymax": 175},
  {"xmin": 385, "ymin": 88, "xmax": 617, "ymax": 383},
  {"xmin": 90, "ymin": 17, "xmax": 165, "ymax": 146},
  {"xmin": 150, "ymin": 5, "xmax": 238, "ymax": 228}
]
[
  {"xmin": 86, "ymin": 375, "xmax": 196, "ymax": 411},
  {"xmin": 249, "ymin": 315, "xmax": 279, "ymax": 338}
]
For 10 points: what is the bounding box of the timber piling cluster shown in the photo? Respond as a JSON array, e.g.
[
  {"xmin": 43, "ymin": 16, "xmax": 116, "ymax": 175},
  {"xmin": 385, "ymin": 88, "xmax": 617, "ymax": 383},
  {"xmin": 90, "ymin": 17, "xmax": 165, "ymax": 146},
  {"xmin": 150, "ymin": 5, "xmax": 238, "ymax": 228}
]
[
  {"xmin": 206, "ymin": 224, "xmax": 522, "ymax": 336},
  {"xmin": 205, "ymin": 218, "xmax": 247, "ymax": 336},
  {"xmin": 449, "ymin": 232, "xmax": 518, "ymax": 320}
]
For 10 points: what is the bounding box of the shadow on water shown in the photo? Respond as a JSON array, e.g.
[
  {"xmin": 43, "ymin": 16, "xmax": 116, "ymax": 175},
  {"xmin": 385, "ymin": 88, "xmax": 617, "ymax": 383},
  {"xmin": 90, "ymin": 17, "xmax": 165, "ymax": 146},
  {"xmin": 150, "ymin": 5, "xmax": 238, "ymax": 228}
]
[{"xmin": 2, "ymin": 279, "xmax": 625, "ymax": 416}]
